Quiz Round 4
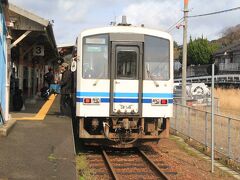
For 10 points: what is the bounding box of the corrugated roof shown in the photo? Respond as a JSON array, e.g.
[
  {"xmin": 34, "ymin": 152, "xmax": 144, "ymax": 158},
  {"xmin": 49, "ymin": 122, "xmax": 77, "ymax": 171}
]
[
  {"xmin": 9, "ymin": 3, "xmax": 59, "ymax": 58},
  {"xmin": 9, "ymin": 3, "xmax": 49, "ymax": 27}
]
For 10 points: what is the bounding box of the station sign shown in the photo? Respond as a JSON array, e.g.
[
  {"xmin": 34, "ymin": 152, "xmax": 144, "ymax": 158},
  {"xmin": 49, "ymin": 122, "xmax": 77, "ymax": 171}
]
[{"xmin": 33, "ymin": 45, "xmax": 44, "ymax": 56}]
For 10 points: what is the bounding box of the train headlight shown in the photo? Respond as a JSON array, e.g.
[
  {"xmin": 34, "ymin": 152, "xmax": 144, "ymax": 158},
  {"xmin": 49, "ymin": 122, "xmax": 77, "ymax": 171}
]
[
  {"xmin": 161, "ymin": 99, "xmax": 168, "ymax": 105},
  {"xmin": 151, "ymin": 98, "xmax": 168, "ymax": 105},
  {"xmin": 83, "ymin": 97, "xmax": 100, "ymax": 104},
  {"xmin": 84, "ymin": 98, "xmax": 92, "ymax": 104}
]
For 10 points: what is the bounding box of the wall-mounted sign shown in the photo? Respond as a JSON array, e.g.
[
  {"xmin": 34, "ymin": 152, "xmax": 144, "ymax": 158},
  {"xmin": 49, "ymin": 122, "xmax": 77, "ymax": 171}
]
[{"xmin": 33, "ymin": 45, "xmax": 44, "ymax": 56}]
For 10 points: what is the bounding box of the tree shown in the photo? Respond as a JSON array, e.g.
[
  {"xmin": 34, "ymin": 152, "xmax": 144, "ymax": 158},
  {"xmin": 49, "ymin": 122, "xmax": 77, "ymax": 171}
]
[
  {"xmin": 174, "ymin": 41, "xmax": 181, "ymax": 60},
  {"xmin": 221, "ymin": 24, "xmax": 240, "ymax": 46},
  {"xmin": 187, "ymin": 36, "xmax": 219, "ymax": 65}
]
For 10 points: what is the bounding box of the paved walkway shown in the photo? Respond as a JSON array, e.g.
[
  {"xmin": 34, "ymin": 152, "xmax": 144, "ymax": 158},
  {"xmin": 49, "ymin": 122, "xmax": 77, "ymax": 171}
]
[{"xmin": 0, "ymin": 95, "xmax": 76, "ymax": 180}]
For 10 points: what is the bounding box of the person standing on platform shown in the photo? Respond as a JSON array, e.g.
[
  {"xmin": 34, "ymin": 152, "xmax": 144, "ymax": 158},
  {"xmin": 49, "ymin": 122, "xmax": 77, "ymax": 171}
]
[
  {"xmin": 44, "ymin": 67, "xmax": 54, "ymax": 88},
  {"xmin": 59, "ymin": 63, "xmax": 72, "ymax": 117}
]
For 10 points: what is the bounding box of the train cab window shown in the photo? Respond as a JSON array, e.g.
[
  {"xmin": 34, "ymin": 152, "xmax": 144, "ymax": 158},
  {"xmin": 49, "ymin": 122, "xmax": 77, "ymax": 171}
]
[
  {"xmin": 144, "ymin": 35, "xmax": 170, "ymax": 80},
  {"xmin": 116, "ymin": 46, "xmax": 138, "ymax": 79},
  {"xmin": 82, "ymin": 34, "xmax": 108, "ymax": 79}
]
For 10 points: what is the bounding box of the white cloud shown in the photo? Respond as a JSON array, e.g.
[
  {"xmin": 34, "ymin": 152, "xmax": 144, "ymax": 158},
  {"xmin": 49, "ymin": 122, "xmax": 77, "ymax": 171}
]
[
  {"xmin": 57, "ymin": 0, "xmax": 90, "ymax": 23},
  {"xmin": 121, "ymin": 1, "xmax": 181, "ymax": 30},
  {"xmin": 121, "ymin": 0, "xmax": 240, "ymax": 44},
  {"xmin": 58, "ymin": 0, "xmax": 75, "ymax": 11},
  {"xmin": 8, "ymin": 0, "xmax": 240, "ymax": 45},
  {"xmin": 182, "ymin": 0, "xmax": 240, "ymax": 42}
]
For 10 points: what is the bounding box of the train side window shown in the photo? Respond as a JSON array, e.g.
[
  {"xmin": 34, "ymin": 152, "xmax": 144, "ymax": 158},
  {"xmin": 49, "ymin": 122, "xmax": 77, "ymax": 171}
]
[
  {"xmin": 144, "ymin": 35, "xmax": 170, "ymax": 80},
  {"xmin": 82, "ymin": 34, "xmax": 108, "ymax": 79}
]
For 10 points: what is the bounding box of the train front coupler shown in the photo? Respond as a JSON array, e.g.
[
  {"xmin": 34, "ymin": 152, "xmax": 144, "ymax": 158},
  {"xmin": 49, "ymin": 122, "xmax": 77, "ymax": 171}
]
[{"xmin": 103, "ymin": 118, "xmax": 143, "ymax": 145}]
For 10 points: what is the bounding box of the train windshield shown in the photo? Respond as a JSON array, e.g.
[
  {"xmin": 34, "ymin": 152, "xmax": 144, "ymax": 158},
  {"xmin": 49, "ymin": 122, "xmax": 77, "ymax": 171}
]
[
  {"xmin": 144, "ymin": 35, "xmax": 170, "ymax": 80},
  {"xmin": 82, "ymin": 34, "xmax": 108, "ymax": 79}
]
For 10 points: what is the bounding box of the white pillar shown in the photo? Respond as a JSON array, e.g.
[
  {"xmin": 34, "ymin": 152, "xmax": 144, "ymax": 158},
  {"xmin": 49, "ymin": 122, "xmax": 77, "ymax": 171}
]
[{"xmin": 5, "ymin": 35, "xmax": 12, "ymax": 121}]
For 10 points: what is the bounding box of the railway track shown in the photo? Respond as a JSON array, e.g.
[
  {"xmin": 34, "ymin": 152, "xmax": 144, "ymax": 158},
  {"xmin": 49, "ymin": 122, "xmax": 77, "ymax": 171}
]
[{"xmin": 85, "ymin": 147, "xmax": 177, "ymax": 180}]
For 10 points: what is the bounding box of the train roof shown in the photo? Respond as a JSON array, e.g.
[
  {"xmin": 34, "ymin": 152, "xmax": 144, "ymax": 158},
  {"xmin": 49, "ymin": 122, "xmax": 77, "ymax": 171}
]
[{"xmin": 78, "ymin": 26, "xmax": 173, "ymax": 41}]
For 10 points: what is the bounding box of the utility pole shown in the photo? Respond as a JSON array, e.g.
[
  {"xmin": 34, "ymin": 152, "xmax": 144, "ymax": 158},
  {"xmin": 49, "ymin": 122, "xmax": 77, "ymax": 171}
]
[{"xmin": 181, "ymin": 0, "xmax": 189, "ymax": 105}]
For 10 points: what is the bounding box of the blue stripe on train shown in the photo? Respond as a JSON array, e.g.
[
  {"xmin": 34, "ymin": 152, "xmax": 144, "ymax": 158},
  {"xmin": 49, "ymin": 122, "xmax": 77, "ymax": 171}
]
[
  {"xmin": 114, "ymin": 98, "xmax": 138, "ymax": 103},
  {"xmin": 142, "ymin": 99, "xmax": 173, "ymax": 103},
  {"xmin": 143, "ymin": 93, "xmax": 173, "ymax": 98},
  {"xmin": 114, "ymin": 93, "xmax": 138, "ymax": 97},
  {"xmin": 76, "ymin": 98, "xmax": 138, "ymax": 103},
  {"xmin": 76, "ymin": 98, "xmax": 173, "ymax": 104},
  {"xmin": 76, "ymin": 98, "xmax": 109, "ymax": 103}
]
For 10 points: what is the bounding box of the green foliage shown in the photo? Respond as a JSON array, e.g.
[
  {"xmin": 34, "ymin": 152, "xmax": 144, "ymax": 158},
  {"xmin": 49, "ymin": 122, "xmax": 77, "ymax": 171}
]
[
  {"xmin": 76, "ymin": 154, "xmax": 95, "ymax": 180},
  {"xmin": 174, "ymin": 41, "xmax": 181, "ymax": 60},
  {"xmin": 48, "ymin": 153, "xmax": 57, "ymax": 161},
  {"xmin": 187, "ymin": 36, "xmax": 219, "ymax": 65}
]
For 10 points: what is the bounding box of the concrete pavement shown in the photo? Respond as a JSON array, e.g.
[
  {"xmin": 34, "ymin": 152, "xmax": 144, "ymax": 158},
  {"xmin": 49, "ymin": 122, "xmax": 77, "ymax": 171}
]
[{"xmin": 0, "ymin": 95, "xmax": 76, "ymax": 179}]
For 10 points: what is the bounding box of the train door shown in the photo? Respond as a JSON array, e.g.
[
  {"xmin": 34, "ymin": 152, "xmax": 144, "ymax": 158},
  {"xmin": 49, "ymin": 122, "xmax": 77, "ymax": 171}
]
[{"xmin": 110, "ymin": 42, "xmax": 143, "ymax": 116}]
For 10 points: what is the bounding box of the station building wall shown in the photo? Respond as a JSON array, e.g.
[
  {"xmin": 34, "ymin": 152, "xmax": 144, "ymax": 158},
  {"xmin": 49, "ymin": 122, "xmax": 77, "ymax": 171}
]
[{"xmin": 0, "ymin": 3, "xmax": 7, "ymax": 124}]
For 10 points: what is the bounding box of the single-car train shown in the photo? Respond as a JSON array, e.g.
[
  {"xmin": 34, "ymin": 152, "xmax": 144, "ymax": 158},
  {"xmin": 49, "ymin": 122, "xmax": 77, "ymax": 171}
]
[{"xmin": 71, "ymin": 22, "xmax": 173, "ymax": 148}]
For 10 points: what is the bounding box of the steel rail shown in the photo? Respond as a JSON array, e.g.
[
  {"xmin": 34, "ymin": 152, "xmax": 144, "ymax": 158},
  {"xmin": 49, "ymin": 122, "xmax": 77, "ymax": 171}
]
[
  {"xmin": 137, "ymin": 148, "xmax": 169, "ymax": 180},
  {"xmin": 101, "ymin": 149, "xmax": 119, "ymax": 180}
]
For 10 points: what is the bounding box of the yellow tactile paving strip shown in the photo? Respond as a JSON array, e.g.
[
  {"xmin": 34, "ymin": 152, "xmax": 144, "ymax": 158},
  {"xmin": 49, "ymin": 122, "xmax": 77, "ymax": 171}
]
[{"xmin": 13, "ymin": 94, "xmax": 57, "ymax": 121}]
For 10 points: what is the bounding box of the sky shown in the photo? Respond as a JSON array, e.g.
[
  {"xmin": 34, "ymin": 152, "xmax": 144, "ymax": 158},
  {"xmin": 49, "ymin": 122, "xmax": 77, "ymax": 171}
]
[{"xmin": 9, "ymin": 0, "xmax": 240, "ymax": 46}]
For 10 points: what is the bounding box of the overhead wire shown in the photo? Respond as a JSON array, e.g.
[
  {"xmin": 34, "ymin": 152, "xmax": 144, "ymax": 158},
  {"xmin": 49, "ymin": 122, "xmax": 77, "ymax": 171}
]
[
  {"xmin": 167, "ymin": 17, "xmax": 184, "ymax": 33},
  {"xmin": 167, "ymin": 6, "xmax": 240, "ymax": 32},
  {"xmin": 188, "ymin": 6, "xmax": 240, "ymax": 18}
]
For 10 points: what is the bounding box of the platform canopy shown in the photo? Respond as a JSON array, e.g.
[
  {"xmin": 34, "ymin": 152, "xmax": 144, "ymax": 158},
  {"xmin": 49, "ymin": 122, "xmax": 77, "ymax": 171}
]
[{"xmin": 8, "ymin": 3, "xmax": 59, "ymax": 62}]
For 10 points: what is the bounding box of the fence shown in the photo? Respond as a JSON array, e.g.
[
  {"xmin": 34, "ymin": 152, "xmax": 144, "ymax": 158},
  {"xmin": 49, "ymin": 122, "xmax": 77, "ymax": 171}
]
[{"xmin": 171, "ymin": 103, "xmax": 240, "ymax": 163}]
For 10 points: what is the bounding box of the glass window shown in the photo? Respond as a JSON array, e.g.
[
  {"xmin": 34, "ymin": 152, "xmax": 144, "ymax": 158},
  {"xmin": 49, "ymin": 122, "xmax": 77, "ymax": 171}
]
[
  {"xmin": 144, "ymin": 35, "xmax": 170, "ymax": 80},
  {"xmin": 116, "ymin": 46, "xmax": 138, "ymax": 79},
  {"xmin": 82, "ymin": 34, "xmax": 108, "ymax": 79}
]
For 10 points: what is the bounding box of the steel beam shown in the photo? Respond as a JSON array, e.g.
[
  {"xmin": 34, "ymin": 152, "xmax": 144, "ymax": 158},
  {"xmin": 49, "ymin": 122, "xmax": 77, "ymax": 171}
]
[{"xmin": 10, "ymin": 30, "xmax": 31, "ymax": 49}]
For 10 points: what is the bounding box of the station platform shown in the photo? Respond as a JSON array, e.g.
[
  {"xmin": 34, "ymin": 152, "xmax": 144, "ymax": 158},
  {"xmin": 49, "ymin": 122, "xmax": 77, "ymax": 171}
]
[{"xmin": 0, "ymin": 94, "xmax": 77, "ymax": 179}]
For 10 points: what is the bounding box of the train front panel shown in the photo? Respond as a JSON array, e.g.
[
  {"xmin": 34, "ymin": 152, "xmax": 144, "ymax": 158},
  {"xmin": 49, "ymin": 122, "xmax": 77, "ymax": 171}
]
[{"xmin": 75, "ymin": 26, "xmax": 173, "ymax": 147}]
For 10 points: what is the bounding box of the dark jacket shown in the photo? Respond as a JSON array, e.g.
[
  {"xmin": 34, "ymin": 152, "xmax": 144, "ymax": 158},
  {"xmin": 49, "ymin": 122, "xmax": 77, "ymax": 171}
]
[
  {"xmin": 44, "ymin": 71, "xmax": 54, "ymax": 85},
  {"xmin": 60, "ymin": 70, "xmax": 72, "ymax": 94}
]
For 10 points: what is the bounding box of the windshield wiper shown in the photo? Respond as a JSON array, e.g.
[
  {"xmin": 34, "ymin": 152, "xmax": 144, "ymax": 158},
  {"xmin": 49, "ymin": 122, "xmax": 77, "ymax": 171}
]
[
  {"xmin": 93, "ymin": 71, "xmax": 105, "ymax": 86},
  {"xmin": 146, "ymin": 64, "xmax": 159, "ymax": 87}
]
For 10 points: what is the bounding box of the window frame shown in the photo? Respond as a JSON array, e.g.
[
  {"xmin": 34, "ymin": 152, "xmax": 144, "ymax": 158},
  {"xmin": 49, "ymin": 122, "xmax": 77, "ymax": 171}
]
[
  {"xmin": 82, "ymin": 34, "xmax": 109, "ymax": 79},
  {"xmin": 143, "ymin": 35, "xmax": 170, "ymax": 81},
  {"xmin": 115, "ymin": 45, "xmax": 139, "ymax": 80}
]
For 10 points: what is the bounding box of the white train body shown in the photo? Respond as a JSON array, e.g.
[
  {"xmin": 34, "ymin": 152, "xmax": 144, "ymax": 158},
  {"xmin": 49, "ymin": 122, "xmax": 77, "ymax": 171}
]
[{"xmin": 74, "ymin": 26, "xmax": 173, "ymax": 147}]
